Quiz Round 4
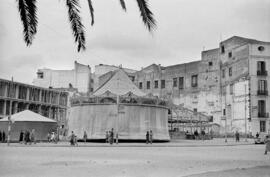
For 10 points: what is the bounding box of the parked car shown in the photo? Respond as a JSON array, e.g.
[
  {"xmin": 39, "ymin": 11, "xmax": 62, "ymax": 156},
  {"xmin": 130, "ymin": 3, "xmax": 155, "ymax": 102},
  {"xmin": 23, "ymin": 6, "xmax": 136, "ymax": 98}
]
[{"xmin": 254, "ymin": 134, "xmax": 266, "ymax": 144}]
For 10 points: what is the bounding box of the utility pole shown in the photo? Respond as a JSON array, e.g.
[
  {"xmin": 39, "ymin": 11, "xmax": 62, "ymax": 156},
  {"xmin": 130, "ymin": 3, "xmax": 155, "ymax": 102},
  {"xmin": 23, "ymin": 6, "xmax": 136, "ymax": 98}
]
[
  {"xmin": 224, "ymin": 86, "xmax": 227, "ymax": 143},
  {"xmin": 7, "ymin": 77, "xmax": 14, "ymax": 146},
  {"xmin": 244, "ymin": 84, "xmax": 247, "ymax": 142}
]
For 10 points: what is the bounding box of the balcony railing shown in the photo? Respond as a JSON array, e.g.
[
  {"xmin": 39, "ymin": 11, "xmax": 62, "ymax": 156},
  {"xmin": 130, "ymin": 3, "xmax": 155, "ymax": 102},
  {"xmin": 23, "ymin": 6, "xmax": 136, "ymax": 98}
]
[
  {"xmin": 257, "ymin": 90, "xmax": 268, "ymax": 96},
  {"xmin": 258, "ymin": 112, "xmax": 269, "ymax": 118},
  {"xmin": 257, "ymin": 70, "xmax": 268, "ymax": 76}
]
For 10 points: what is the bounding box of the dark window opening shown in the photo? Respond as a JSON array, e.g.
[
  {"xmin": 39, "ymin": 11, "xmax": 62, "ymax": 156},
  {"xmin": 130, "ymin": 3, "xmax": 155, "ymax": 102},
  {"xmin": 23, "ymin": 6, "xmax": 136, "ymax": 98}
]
[
  {"xmin": 258, "ymin": 100, "xmax": 266, "ymax": 117},
  {"xmin": 260, "ymin": 121, "xmax": 266, "ymax": 132},
  {"xmin": 229, "ymin": 67, "xmax": 232, "ymax": 77},
  {"xmin": 139, "ymin": 82, "xmax": 143, "ymax": 89},
  {"xmin": 37, "ymin": 72, "xmax": 44, "ymax": 79},
  {"xmin": 223, "ymin": 109, "xmax": 226, "ymax": 115},
  {"xmin": 191, "ymin": 75, "xmax": 198, "ymax": 87},
  {"xmin": 154, "ymin": 80, "xmax": 158, "ymax": 88},
  {"xmin": 147, "ymin": 81, "xmax": 150, "ymax": 89},
  {"xmin": 228, "ymin": 52, "xmax": 232, "ymax": 58},
  {"xmin": 221, "ymin": 45, "xmax": 225, "ymax": 53},
  {"xmin": 209, "ymin": 62, "xmax": 213, "ymax": 66},
  {"xmin": 179, "ymin": 77, "xmax": 184, "ymax": 89},
  {"xmin": 258, "ymin": 46, "xmax": 265, "ymax": 52},
  {"xmin": 161, "ymin": 80, "xmax": 165, "ymax": 89},
  {"xmin": 173, "ymin": 78, "xmax": 177, "ymax": 87},
  {"xmin": 230, "ymin": 84, "xmax": 233, "ymax": 95}
]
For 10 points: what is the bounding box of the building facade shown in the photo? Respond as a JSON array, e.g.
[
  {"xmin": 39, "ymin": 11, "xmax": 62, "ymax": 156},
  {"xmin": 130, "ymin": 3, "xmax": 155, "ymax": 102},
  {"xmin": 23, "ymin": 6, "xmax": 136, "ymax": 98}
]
[
  {"xmin": 134, "ymin": 36, "xmax": 270, "ymax": 135},
  {"xmin": 33, "ymin": 61, "xmax": 92, "ymax": 93},
  {"xmin": 0, "ymin": 78, "xmax": 68, "ymax": 127}
]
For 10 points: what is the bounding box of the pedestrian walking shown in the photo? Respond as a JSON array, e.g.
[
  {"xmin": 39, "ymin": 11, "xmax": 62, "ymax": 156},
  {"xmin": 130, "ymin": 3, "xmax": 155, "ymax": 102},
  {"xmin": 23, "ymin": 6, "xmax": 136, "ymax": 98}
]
[
  {"xmin": 47, "ymin": 132, "xmax": 51, "ymax": 142},
  {"xmin": 235, "ymin": 131, "xmax": 240, "ymax": 142},
  {"xmin": 146, "ymin": 131, "xmax": 150, "ymax": 144},
  {"xmin": 149, "ymin": 130, "xmax": 153, "ymax": 144},
  {"xmin": 264, "ymin": 135, "xmax": 270, "ymax": 155},
  {"xmin": 116, "ymin": 133, "xmax": 118, "ymax": 144},
  {"xmin": 74, "ymin": 136, "xmax": 78, "ymax": 146},
  {"xmin": 19, "ymin": 130, "xmax": 24, "ymax": 143},
  {"xmin": 201, "ymin": 130, "xmax": 205, "ymax": 141},
  {"xmin": 30, "ymin": 129, "xmax": 36, "ymax": 144},
  {"xmin": 2, "ymin": 131, "xmax": 6, "ymax": 143},
  {"xmin": 194, "ymin": 130, "xmax": 198, "ymax": 140},
  {"xmin": 0, "ymin": 131, "xmax": 2, "ymax": 142},
  {"xmin": 83, "ymin": 131, "xmax": 87, "ymax": 143},
  {"xmin": 70, "ymin": 131, "xmax": 75, "ymax": 146},
  {"xmin": 24, "ymin": 130, "xmax": 30, "ymax": 145},
  {"xmin": 106, "ymin": 131, "xmax": 109, "ymax": 143},
  {"xmin": 110, "ymin": 128, "xmax": 114, "ymax": 145}
]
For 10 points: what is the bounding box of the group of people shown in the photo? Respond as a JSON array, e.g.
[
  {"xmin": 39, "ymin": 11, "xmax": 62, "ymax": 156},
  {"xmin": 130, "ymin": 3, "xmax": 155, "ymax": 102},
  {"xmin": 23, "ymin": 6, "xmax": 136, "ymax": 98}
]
[
  {"xmin": 19, "ymin": 129, "xmax": 36, "ymax": 145},
  {"xmin": 146, "ymin": 130, "xmax": 153, "ymax": 144},
  {"xmin": 0, "ymin": 130, "xmax": 6, "ymax": 143},
  {"xmin": 105, "ymin": 128, "xmax": 118, "ymax": 145},
  {"xmin": 47, "ymin": 132, "xmax": 58, "ymax": 143},
  {"xmin": 185, "ymin": 129, "xmax": 210, "ymax": 140}
]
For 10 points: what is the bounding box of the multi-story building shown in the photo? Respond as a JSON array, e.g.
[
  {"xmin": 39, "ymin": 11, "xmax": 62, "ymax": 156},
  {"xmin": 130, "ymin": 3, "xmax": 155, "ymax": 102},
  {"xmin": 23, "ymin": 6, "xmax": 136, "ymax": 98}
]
[
  {"xmin": 0, "ymin": 78, "xmax": 68, "ymax": 127},
  {"xmin": 134, "ymin": 36, "xmax": 270, "ymax": 135},
  {"xmin": 33, "ymin": 61, "xmax": 92, "ymax": 93}
]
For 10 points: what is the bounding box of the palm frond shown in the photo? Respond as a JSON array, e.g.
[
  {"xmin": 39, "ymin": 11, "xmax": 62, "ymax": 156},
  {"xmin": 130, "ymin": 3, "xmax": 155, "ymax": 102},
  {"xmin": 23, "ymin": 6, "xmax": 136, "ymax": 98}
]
[
  {"xmin": 66, "ymin": 0, "xmax": 86, "ymax": 52},
  {"xmin": 119, "ymin": 0, "xmax": 126, "ymax": 11},
  {"xmin": 136, "ymin": 0, "xmax": 156, "ymax": 32},
  {"xmin": 17, "ymin": 0, "xmax": 38, "ymax": 46},
  {"xmin": 87, "ymin": 0, "xmax": 94, "ymax": 26}
]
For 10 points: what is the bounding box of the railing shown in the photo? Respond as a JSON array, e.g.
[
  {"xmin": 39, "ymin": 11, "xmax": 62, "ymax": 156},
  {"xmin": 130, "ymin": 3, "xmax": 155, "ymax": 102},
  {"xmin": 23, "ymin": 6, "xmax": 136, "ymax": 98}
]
[
  {"xmin": 258, "ymin": 112, "xmax": 269, "ymax": 118},
  {"xmin": 257, "ymin": 70, "xmax": 268, "ymax": 76},
  {"xmin": 257, "ymin": 90, "xmax": 268, "ymax": 96}
]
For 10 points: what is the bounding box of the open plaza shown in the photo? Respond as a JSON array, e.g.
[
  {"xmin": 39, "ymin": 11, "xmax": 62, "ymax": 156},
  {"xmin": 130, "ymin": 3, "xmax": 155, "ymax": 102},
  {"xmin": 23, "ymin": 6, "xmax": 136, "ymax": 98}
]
[{"xmin": 1, "ymin": 138, "xmax": 270, "ymax": 177}]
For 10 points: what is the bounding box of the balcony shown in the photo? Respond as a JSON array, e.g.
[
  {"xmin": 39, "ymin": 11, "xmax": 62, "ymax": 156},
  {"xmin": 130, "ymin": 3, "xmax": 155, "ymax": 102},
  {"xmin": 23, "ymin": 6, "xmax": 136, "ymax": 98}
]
[
  {"xmin": 257, "ymin": 90, "xmax": 268, "ymax": 96},
  {"xmin": 257, "ymin": 70, "xmax": 268, "ymax": 76},
  {"xmin": 258, "ymin": 112, "xmax": 269, "ymax": 118}
]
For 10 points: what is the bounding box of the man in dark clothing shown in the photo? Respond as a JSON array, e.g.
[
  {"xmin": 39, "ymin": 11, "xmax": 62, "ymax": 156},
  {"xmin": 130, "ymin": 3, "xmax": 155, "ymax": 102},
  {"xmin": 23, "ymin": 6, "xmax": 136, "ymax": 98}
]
[
  {"xmin": 0, "ymin": 131, "xmax": 2, "ymax": 142},
  {"xmin": 194, "ymin": 130, "xmax": 199, "ymax": 140},
  {"xmin": 201, "ymin": 130, "xmax": 206, "ymax": 141},
  {"xmin": 110, "ymin": 128, "xmax": 114, "ymax": 145},
  {"xmin": 24, "ymin": 131, "xmax": 30, "ymax": 145},
  {"xmin": 19, "ymin": 130, "xmax": 24, "ymax": 143},
  {"xmin": 256, "ymin": 132, "xmax": 259, "ymax": 139},
  {"xmin": 146, "ymin": 131, "xmax": 150, "ymax": 144},
  {"xmin": 2, "ymin": 131, "xmax": 6, "ymax": 142}
]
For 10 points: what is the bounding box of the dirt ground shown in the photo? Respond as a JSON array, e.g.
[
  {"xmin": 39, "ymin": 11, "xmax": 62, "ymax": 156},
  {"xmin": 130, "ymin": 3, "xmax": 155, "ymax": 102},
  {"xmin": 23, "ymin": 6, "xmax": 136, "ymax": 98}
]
[{"xmin": 0, "ymin": 141, "xmax": 270, "ymax": 177}]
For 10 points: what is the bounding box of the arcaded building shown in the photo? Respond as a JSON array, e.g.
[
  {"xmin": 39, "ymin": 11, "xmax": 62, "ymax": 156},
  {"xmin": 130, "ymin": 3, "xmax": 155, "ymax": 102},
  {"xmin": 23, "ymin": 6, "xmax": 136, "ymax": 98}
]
[
  {"xmin": 0, "ymin": 78, "xmax": 68, "ymax": 128},
  {"xmin": 134, "ymin": 36, "xmax": 270, "ymax": 135}
]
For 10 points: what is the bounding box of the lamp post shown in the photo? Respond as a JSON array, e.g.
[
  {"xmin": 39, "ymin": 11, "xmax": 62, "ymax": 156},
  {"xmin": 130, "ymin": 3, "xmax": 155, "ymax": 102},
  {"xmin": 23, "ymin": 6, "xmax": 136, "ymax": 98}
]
[{"xmin": 244, "ymin": 84, "xmax": 248, "ymax": 142}]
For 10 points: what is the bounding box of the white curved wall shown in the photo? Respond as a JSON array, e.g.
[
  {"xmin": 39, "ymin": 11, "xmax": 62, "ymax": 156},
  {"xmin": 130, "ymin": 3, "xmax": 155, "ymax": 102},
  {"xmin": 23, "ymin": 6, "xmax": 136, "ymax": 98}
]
[{"xmin": 68, "ymin": 104, "xmax": 170, "ymax": 141}]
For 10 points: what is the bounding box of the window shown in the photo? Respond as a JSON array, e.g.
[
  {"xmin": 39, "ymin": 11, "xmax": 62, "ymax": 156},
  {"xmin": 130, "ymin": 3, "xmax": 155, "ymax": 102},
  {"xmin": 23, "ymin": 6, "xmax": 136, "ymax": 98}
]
[
  {"xmin": 37, "ymin": 72, "xmax": 44, "ymax": 79},
  {"xmin": 191, "ymin": 75, "xmax": 198, "ymax": 87},
  {"xmin": 161, "ymin": 80, "xmax": 165, "ymax": 89},
  {"xmin": 139, "ymin": 82, "xmax": 143, "ymax": 89},
  {"xmin": 209, "ymin": 62, "xmax": 213, "ymax": 66},
  {"xmin": 129, "ymin": 76, "xmax": 135, "ymax": 82},
  {"xmin": 146, "ymin": 81, "xmax": 150, "ymax": 89},
  {"xmin": 154, "ymin": 80, "xmax": 158, "ymax": 88},
  {"xmin": 193, "ymin": 108, "xmax": 197, "ymax": 113},
  {"xmin": 173, "ymin": 78, "xmax": 177, "ymax": 87},
  {"xmin": 229, "ymin": 67, "xmax": 232, "ymax": 77},
  {"xmin": 257, "ymin": 61, "xmax": 266, "ymax": 72},
  {"xmin": 228, "ymin": 52, "xmax": 232, "ymax": 58},
  {"xmin": 179, "ymin": 77, "xmax": 184, "ymax": 89},
  {"xmin": 223, "ymin": 109, "xmax": 226, "ymax": 115},
  {"xmin": 258, "ymin": 80, "xmax": 267, "ymax": 91},
  {"xmin": 221, "ymin": 45, "xmax": 225, "ymax": 53},
  {"xmin": 260, "ymin": 121, "xmax": 266, "ymax": 132},
  {"xmin": 230, "ymin": 84, "xmax": 233, "ymax": 95},
  {"xmin": 222, "ymin": 69, "xmax": 225, "ymax": 78},
  {"xmin": 258, "ymin": 100, "xmax": 266, "ymax": 117},
  {"xmin": 258, "ymin": 46, "xmax": 265, "ymax": 52}
]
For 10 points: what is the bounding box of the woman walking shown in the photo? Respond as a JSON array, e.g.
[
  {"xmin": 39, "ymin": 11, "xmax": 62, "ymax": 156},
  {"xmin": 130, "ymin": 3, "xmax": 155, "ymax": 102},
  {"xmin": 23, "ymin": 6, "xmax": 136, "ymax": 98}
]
[{"xmin": 264, "ymin": 135, "xmax": 270, "ymax": 155}]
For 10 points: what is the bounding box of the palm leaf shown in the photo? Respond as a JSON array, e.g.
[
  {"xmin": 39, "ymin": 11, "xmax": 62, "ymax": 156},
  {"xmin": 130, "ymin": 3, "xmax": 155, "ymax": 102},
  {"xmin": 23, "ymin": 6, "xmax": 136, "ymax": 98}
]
[
  {"xmin": 87, "ymin": 0, "xmax": 94, "ymax": 26},
  {"xmin": 17, "ymin": 0, "xmax": 38, "ymax": 46},
  {"xmin": 66, "ymin": 0, "xmax": 86, "ymax": 52},
  {"xmin": 119, "ymin": 0, "xmax": 126, "ymax": 11},
  {"xmin": 136, "ymin": 0, "xmax": 156, "ymax": 32}
]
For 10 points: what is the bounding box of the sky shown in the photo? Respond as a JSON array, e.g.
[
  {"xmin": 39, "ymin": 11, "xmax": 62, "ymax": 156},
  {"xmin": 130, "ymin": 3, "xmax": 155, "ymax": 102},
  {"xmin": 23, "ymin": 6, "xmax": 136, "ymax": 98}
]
[{"xmin": 0, "ymin": 0, "xmax": 270, "ymax": 84}]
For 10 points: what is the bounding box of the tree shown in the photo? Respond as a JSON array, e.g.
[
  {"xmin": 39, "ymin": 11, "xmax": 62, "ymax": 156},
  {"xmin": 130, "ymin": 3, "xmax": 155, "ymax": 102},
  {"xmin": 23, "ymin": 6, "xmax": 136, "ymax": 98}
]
[{"xmin": 16, "ymin": 0, "xmax": 156, "ymax": 52}]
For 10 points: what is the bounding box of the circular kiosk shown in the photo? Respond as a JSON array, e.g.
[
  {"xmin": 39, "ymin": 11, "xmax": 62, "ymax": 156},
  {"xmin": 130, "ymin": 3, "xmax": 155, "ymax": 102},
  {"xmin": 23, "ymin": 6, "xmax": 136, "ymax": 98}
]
[{"xmin": 68, "ymin": 69, "xmax": 170, "ymax": 141}]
